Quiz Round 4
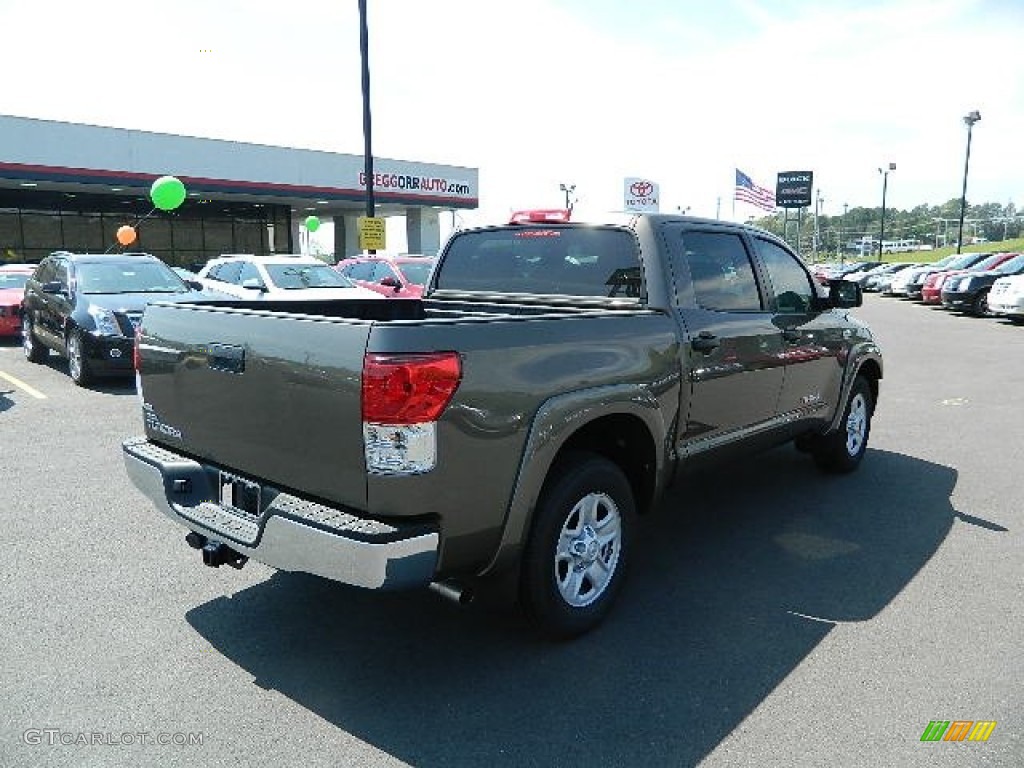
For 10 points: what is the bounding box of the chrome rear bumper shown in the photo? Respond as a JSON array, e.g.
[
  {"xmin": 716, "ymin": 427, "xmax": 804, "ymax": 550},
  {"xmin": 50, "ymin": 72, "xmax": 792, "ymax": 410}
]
[{"xmin": 122, "ymin": 437, "xmax": 438, "ymax": 590}]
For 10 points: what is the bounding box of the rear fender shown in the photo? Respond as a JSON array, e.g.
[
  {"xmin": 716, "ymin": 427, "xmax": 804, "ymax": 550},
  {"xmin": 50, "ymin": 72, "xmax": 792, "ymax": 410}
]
[{"xmin": 477, "ymin": 383, "xmax": 676, "ymax": 578}]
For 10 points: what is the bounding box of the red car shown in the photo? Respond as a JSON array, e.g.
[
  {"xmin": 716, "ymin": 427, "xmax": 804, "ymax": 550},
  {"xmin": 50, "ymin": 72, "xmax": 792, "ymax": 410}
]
[
  {"xmin": 334, "ymin": 255, "xmax": 436, "ymax": 298},
  {"xmin": 920, "ymin": 252, "xmax": 1018, "ymax": 304},
  {"xmin": 0, "ymin": 265, "xmax": 34, "ymax": 338}
]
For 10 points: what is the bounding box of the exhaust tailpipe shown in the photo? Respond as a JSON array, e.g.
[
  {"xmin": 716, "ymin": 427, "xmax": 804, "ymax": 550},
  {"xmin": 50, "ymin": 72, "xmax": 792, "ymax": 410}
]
[{"xmin": 429, "ymin": 580, "xmax": 474, "ymax": 605}]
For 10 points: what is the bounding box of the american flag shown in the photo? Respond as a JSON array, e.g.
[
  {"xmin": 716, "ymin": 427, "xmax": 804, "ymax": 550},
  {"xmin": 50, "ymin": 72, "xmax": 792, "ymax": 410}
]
[{"xmin": 734, "ymin": 169, "xmax": 776, "ymax": 211}]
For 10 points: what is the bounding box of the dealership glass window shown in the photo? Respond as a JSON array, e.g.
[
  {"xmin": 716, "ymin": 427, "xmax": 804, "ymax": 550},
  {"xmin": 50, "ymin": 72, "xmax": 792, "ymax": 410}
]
[
  {"xmin": 139, "ymin": 216, "xmax": 173, "ymax": 258},
  {"xmin": 176, "ymin": 251, "xmax": 208, "ymax": 272},
  {"xmin": 234, "ymin": 219, "xmax": 263, "ymax": 254},
  {"xmin": 0, "ymin": 209, "xmax": 23, "ymax": 260},
  {"xmin": 204, "ymin": 220, "xmax": 235, "ymax": 253},
  {"xmin": 61, "ymin": 212, "xmax": 103, "ymax": 253},
  {"xmin": 274, "ymin": 215, "xmax": 291, "ymax": 253},
  {"xmin": 172, "ymin": 216, "xmax": 204, "ymax": 251},
  {"xmin": 21, "ymin": 212, "xmax": 63, "ymax": 255}
]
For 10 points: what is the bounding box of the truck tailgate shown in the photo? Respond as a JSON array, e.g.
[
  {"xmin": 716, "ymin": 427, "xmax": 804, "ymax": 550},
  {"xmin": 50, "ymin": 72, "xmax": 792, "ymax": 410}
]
[{"xmin": 137, "ymin": 302, "xmax": 372, "ymax": 509}]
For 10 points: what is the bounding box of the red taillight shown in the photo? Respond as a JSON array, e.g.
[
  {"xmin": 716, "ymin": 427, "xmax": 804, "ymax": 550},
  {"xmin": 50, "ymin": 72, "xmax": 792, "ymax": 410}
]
[
  {"xmin": 362, "ymin": 352, "xmax": 461, "ymax": 424},
  {"xmin": 133, "ymin": 327, "xmax": 141, "ymax": 371}
]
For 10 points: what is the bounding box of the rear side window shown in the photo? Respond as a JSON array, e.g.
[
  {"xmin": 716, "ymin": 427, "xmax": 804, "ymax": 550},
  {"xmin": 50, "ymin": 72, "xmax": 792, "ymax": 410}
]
[
  {"xmin": 437, "ymin": 226, "xmax": 642, "ymax": 298},
  {"xmin": 678, "ymin": 232, "xmax": 762, "ymax": 311}
]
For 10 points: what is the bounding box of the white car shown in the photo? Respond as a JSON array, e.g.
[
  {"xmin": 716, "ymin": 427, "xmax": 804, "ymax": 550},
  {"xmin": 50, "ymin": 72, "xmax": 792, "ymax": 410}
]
[
  {"xmin": 197, "ymin": 255, "xmax": 379, "ymax": 300},
  {"xmin": 884, "ymin": 255, "xmax": 958, "ymax": 296},
  {"xmin": 987, "ymin": 274, "xmax": 1024, "ymax": 322}
]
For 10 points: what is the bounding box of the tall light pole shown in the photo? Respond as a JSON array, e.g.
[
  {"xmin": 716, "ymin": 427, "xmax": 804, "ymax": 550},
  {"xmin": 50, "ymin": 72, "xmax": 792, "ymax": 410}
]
[
  {"xmin": 840, "ymin": 202, "xmax": 848, "ymax": 263},
  {"xmin": 358, "ymin": 0, "xmax": 375, "ymax": 253},
  {"xmin": 813, "ymin": 190, "xmax": 823, "ymax": 261},
  {"xmin": 877, "ymin": 163, "xmax": 895, "ymax": 259},
  {"xmin": 956, "ymin": 110, "xmax": 981, "ymax": 254},
  {"xmin": 559, "ymin": 183, "xmax": 576, "ymax": 214}
]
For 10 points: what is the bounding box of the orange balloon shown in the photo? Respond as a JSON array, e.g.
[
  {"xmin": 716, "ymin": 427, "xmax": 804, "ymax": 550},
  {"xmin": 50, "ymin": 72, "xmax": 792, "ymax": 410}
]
[{"xmin": 116, "ymin": 225, "xmax": 137, "ymax": 246}]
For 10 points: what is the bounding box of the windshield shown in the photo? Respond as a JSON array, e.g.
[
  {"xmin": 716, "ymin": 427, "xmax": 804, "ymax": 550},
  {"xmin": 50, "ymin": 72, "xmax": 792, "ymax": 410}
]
[
  {"xmin": 396, "ymin": 261, "xmax": 435, "ymax": 286},
  {"xmin": 0, "ymin": 272, "xmax": 30, "ymax": 290},
  {"xmin": 991, "ymin": 254, "xmax": 1024, "ymax": 273},
  {"xmin": 971, "ymin": 254, "xmax": 1009, "ymax": 270},
  {"xmin": 264, "ymin": 263, "xmax": 356, "ymax": 290},
  {"xmin": 437, "ymin": 226, "xmax": 642, "ymax": 298},
  {"xmin": 942, "ymin": 254, "xmax": 984, "ymax": 271},
  {"xmin": 77, "ymin": 261, "xmax": 187, "ymax": 294}
]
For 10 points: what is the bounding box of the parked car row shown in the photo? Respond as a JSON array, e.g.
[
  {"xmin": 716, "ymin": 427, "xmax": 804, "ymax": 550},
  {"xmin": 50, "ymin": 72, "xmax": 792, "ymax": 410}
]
[
  {"xmin": 862, "ymin": 251, "xmax": 1024, "ymax": 320},
  {"xmin": 9, "ymin": 251, "xmax": 442, "ymax": 388}
]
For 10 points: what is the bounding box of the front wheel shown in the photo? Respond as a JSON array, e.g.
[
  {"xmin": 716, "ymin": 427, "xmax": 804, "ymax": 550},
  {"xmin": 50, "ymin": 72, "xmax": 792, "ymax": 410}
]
[
  {"xmin": 66, "ymin": 329, "xmax": 93, "ymax": 387},
  {"xmin": 971, "ymin": 289, "xmax": 990, "ymax": 317},
  {"xmin": 812, "ymin": 375, "xmax": 874, "ymax": 474},
  {"xmin": 519, "ymin": 452, "xmax": 635, "ymax": 640},
  {"xmin": 22, "ymin": 315, "xmax": 48, "ymax": 363}
]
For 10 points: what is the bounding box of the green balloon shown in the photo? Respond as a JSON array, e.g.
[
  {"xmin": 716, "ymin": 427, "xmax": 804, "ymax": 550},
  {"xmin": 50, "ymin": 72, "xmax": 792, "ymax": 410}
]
[
  {"xmin": 305, "ymin": 215, "xmax": 321, "ymax": 232},
  {"xmin": 150, "ymin": 176, "xmax": 187, "ymax": 211}
]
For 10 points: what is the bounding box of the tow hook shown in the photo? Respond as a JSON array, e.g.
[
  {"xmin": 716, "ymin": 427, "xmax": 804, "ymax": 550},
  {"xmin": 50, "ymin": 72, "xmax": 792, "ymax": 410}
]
[{"xmin": 185, "ymin": 532, "xmax": 248, "ymax": 569}]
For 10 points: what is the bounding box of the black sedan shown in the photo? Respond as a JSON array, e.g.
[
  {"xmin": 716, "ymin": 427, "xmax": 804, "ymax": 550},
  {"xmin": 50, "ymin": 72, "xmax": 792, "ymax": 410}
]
[
  {"xmin": 21, "ymin": 252, "xmax": 229, "ymax": 386},
  {"xmin": 940, "ymin": 253, "xmax": 1024, "ymax": 316}
]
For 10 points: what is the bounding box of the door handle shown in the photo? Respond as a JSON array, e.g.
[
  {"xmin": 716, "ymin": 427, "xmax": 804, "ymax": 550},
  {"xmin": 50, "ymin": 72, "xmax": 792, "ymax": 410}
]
[
  {"xmin": 782, "ymin": 329, "xmax": 801, "ymax": 344},
  {"xmin": 691, "ymin": 331, "xmax": 720, "ymax": 353}
]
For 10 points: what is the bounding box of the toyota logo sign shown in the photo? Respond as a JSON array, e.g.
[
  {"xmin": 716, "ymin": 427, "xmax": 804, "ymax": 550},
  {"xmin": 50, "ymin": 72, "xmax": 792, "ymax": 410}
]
[
  {"xmin": 630, "ymin": 181, "xmax": 653, "ymax": 197},
  {"xmin": 623, "ymin": 177, "xmax": 660, "ymax": 213}
]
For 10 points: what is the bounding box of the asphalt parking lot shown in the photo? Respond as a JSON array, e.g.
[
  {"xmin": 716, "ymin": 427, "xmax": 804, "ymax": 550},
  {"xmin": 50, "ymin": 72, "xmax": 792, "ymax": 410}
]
[{"xmin": 1, "ymin": 295, "xmax": 1021, "ymax": 768}]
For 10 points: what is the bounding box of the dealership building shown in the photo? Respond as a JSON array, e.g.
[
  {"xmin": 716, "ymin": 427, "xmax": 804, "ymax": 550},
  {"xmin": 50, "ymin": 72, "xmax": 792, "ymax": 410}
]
[{"xmin": 0, "ymin": 114, "xmax": 479, "ymax": 268}]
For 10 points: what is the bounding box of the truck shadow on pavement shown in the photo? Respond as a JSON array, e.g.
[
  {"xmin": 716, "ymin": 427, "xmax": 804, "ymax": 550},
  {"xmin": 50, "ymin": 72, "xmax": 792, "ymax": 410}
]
[{"xmin": 186, "ymin": 447, "xmax": 969, "ymax": 768}]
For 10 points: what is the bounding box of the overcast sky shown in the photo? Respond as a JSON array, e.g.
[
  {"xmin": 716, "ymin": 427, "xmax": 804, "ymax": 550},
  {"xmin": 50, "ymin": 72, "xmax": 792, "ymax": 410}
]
[{"xmin": 3, "ymin": 0, "xmax": 1022, "ymax": 245}]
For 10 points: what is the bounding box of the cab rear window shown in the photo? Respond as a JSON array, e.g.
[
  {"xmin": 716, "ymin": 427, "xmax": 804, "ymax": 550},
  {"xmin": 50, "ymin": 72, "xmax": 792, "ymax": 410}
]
[{"xmin": 436, "ymin": 226, "xmax": 642, "ymax": 298}]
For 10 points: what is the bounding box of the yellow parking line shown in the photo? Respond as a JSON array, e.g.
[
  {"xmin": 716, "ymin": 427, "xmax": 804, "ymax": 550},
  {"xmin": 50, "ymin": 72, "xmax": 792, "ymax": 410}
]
[{"xmin": 0, "ymin": 370, "xmax": 47, "ymax": 399}]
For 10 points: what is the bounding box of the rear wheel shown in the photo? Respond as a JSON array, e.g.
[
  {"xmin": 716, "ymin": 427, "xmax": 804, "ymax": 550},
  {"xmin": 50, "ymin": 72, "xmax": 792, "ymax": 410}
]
[
  {"xmin": 22, "ymin": 315, "xmax": 48, "ymax": 363},
  {"xmin": 520, "ymin": 452, "xmax": 635, "ymax": 640},
  {"xmin": 812, "ymin": 375, "xmax": 874, "ymax": 474},
  {"xmin": 66, "ymin": 329, "xmax": 93, "ymax": 387}
]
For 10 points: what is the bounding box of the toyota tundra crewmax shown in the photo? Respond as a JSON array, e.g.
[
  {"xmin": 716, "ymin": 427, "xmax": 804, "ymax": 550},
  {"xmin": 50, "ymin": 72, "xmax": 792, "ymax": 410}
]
[{"xmin": 123, "ymin": 211, "xmax": 882, "ymax": 638}]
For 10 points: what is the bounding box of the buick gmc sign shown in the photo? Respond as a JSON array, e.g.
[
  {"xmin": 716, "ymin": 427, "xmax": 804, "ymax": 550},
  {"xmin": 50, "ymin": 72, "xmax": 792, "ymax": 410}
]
[{"xmin": 776, "ymin": 171, "xmax": 813, "ymax": 208}]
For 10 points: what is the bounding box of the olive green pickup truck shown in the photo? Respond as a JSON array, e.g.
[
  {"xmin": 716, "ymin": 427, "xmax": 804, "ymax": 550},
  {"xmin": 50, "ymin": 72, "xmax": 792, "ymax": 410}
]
[{"xmin": 123, "ymin": 213, "xmax": 882, "ymax": 638}]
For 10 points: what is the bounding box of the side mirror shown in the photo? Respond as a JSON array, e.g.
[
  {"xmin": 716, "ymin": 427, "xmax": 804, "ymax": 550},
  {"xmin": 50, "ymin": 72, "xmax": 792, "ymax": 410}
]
[
  {"xmin": 826, "ymin": 278, "xmax": 862, "ymax": 308},
  {"xmin": 41, "ymin": 281, "xmax": 65, "ymax": 295},
  {"xmin": 186, "ymin": 279, "xmax": 204, "ymax": 291},
  {"xmin": 379, "ymin": 276, "xmax": 401, "ymax": 290}
]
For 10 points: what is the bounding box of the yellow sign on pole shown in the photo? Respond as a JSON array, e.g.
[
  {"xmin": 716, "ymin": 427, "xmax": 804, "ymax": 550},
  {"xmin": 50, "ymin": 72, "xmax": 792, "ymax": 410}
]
[{"xmin": 358, "ymin": 216, "xmax": 386, "ymax": 251}]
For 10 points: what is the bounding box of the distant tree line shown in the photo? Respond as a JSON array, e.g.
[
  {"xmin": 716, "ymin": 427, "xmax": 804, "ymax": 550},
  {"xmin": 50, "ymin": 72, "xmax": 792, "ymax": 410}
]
[{"xmin": 749, "ymin": 198, "xmax": 1022, "ymax": 256}]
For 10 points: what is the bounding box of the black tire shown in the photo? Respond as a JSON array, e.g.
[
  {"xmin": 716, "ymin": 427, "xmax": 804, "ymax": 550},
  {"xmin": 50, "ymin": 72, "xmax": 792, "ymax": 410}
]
[
  {"xmin": 66, "ymin": 329, "xmax": 93, "ymax": 387},
  {"xmin": 812, "ymin": 375, "xmax": 873, "ymax": 474},
  {"xmin": 519, "ymin": 451, "xmax": 635, "ymax": 640},
  {"xmin": 971, "ymin": 289, "xmax": 990, "ymax": 317},
  {"xmin": 22, "ymin": 314, "xmax": 48, "ymax": 363}
]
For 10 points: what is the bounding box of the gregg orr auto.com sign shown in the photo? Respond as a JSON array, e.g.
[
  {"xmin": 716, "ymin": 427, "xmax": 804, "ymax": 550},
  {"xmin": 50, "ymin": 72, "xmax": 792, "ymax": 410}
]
[{"xmin": 624, "ymin": 177, "xmax": 660, "ymax": 213}]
